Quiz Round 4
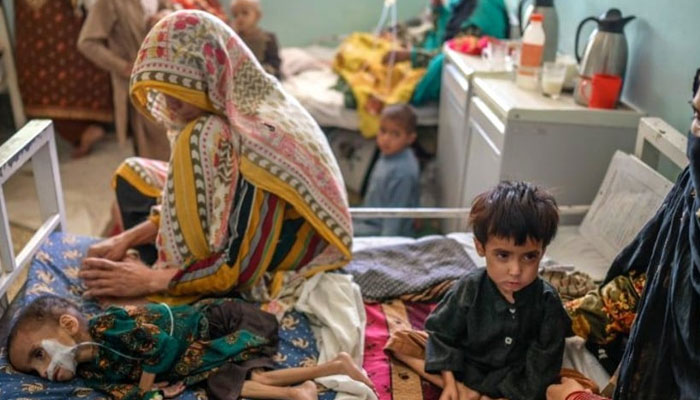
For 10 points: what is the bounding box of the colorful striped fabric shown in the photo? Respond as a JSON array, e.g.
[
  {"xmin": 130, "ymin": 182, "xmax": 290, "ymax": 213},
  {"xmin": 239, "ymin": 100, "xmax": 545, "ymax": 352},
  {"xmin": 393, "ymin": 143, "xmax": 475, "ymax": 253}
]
[
  {"xmin": 124, "ymin": 11, "xmax": 352, "ymax": 304},
  {"xmin": 364, "ymin": 300, "xmax": 441, "ymax": 400},
  {"xmin": 129, "ymin": 10, "xmax": 353, "ymax": 263},
  {"xmin": 116, "ymin": 154, "xmax": 328, "ymax": 303}
]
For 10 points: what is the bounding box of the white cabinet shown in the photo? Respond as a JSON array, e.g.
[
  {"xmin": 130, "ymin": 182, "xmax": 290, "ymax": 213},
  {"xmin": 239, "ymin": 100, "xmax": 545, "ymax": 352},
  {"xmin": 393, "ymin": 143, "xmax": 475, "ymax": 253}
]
[
  {"xmin": 436, "ymin": 48, "xmax": 509, "ymax": 231},
  {"xmin": 459, "ymin": 77, "xmax": 645, "ymax": 215},
  {"xmin": 436, "ymin": 63, "xmax": 469, "ymax": 215},
  {"xmin": 462, "ymin": 97, "xmax": 503, "ymax": 204}
]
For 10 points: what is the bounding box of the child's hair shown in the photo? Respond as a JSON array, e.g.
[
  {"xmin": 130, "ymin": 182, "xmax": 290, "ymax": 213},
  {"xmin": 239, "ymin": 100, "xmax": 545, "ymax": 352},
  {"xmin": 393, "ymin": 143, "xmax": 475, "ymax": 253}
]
[
  {"xmin": 7, "ymin": 295, "xmax": 85, "ymax": 355},
  {"xmin": 469, "ymin": 181, "xmax": 559, "ymax": 247},
  {"xmin": 381, "ymin": 104, "xmax": 417, "ymax": 135}
]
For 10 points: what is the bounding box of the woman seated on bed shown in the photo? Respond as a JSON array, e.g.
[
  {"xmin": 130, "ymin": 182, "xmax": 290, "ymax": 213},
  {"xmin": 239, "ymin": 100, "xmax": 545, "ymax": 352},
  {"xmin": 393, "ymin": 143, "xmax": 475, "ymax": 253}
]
[
  {"xmin": 547, "ymin": 68, "xmax": 700, "ymax": 400},
  {"xmin": 79, "ymin": 10, "xmax": 353, "ymax": 305},
  {"xmin": 391, "ymin": 0, "xmax": 509, "ymax": 105}
]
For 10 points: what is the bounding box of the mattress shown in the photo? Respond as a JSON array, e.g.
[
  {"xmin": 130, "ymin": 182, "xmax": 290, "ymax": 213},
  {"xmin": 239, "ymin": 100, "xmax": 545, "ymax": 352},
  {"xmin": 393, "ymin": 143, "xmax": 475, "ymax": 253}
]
[
  {"xmin": 0, "ymin": 231, "xmax": 610, "ymax": 399},
  {"xmin": 0, "ymin": 233, "xmax": 334, "ymax": 400},
  {"xmin": 281, "ymin": 47, "xmax": 439, "ymax": 131}
]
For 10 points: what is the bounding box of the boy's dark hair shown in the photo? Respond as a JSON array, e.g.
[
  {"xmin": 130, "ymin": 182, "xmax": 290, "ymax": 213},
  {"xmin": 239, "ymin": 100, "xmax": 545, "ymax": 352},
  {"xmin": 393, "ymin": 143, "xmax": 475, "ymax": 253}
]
[
  {"xmin": 469, "ymin": 181, "xmax": 559, "ymax": 247},
  {"xmin": 381, "ymin": 104, "xmax": 417, "ymax": 135},
  {"xmin": 7, "ymin": 295, "xmax": 84, "ymax": 357}
]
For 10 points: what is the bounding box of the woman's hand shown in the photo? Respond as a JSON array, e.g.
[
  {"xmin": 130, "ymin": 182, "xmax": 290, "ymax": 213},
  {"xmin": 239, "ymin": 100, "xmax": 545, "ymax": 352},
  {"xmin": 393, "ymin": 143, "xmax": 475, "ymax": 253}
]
[
  {"xmin": 546, "ymin": 377, "xmax": 590, "ymax": 400},
  {"xmin": 79, "ymin": 257, "xmax": 178, "ymax": 298},
  {"xmin": 86, "ymin": 234, "xmax": 132, "ymax": 261},
  {"xmin": 87, "ymin": 220, "xmax": 159, "ymax": 260},
  {"xmin": 691, "ymin": 89, "xmax": 700, "ymax": 137}
]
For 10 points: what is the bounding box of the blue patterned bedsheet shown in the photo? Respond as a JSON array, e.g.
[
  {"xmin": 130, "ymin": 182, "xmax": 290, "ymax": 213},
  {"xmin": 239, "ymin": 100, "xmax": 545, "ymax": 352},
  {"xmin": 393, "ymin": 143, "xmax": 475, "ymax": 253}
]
[{"xmin": 0, "ymin": 232, "xmax": 334, "ymax": 400}]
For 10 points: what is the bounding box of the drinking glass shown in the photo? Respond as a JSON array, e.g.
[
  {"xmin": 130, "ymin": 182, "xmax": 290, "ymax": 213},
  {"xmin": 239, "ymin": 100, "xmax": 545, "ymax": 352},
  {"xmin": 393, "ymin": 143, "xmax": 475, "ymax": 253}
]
[
  {"xmin": 482, "ymin": 40, "xmax": 508, "ymax": 71},
  {"xmin": 541, "ymin": 62, "xmax": 567, "ymax": 100}
]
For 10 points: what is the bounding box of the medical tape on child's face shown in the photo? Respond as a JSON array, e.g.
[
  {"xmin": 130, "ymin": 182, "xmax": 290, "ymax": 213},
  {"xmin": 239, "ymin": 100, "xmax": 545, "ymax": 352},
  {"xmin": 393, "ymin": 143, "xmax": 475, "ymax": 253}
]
[
  {"xmin": 41, "ymin": 303, "xmax": 173, "ymax": 381},
  {"xmin": 42, "ymin": 339, "xmax": 79, "ymax": 379},
  {"xmin": 42, "ymin": 339, "xmax": 144, "ymax": 380}
]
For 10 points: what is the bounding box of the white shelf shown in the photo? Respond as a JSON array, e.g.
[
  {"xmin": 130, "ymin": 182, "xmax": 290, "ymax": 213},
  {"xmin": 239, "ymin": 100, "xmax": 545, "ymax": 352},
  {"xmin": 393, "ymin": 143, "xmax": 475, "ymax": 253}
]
[
  {"xmin": 472, "ymin": 76, "xmax": 644, "ymax": 127},
  {"xmin": 443, "ymin": 46, "xmax": 512, "ymax": 79}
]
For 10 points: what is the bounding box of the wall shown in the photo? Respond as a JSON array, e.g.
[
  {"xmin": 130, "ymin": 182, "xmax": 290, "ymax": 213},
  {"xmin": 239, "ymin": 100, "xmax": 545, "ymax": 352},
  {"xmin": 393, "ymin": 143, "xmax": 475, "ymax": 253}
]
[
  {"xmin": 5, "ymin": 0, "xmax": 699, "ymax": 133},
  {"xmin": 2, "ymin": 0, "xmax": 427, "ymax": 45},
  {"xmin": 221, "ymin": 0, "xmax": 428, "ymax": 47},
  {"xmin": 555, "ymin": 0, "xmax": 700, "ymax": 134}
]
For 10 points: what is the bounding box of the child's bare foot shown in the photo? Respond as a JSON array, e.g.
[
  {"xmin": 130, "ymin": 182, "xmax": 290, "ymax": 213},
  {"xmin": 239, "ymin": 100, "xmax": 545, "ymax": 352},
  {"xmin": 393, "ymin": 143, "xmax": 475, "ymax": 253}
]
[
  {"xmin": 289, "ymin": 380, "xmax": 317, "ymax": 400},
  {"xmin": 72, "ymin": 124, "xmax": 105, "ymax": 158},
  {"xmin": 333, "ymin": 352, "xmax": 376, "ymax": 391}
]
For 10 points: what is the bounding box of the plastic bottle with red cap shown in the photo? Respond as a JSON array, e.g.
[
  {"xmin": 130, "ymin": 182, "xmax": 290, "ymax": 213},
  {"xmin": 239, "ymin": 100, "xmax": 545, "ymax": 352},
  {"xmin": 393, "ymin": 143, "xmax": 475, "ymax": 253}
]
[{"xmin": 516, "ymin": 13, "xmax": 546, "ymax": 90}]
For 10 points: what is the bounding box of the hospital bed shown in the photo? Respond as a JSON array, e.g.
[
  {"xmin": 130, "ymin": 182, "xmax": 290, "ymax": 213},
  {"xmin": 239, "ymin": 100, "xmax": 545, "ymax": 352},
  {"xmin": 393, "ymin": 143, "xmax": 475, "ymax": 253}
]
[
  {"xmin": 353, "ymin": 118, "xmax": 686, "ymax": 282},
  {"xmin": 281, "ymin": 46, "xmax": 439, "ymax": 132},
  {"xmin": 0, "ymin": 117, "xmax": 688, "ymax": 399}
]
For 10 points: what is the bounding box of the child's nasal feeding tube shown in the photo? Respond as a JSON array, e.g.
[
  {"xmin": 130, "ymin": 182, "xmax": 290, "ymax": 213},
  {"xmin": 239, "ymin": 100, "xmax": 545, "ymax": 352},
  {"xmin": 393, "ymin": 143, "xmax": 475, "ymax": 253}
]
[{"xmin": 42, "ymin": 303, "xmax": 174, "ymax": 380}]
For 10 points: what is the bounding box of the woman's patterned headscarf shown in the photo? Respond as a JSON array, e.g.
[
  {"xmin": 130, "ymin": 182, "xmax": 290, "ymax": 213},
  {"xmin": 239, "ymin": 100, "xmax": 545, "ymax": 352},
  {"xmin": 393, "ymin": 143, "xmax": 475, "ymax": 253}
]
[{"xmin": 130, "ymin": 10, "xmax": 352, "ymax": 266}]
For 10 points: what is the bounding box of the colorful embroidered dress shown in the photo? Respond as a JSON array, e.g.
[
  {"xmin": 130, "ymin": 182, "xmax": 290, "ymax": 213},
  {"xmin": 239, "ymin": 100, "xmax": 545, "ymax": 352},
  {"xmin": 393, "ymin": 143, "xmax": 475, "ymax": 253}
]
[
  {"xmin": 117, "ymin": 11, "xmax": 351, "ymax": 304},
  {"xmin": 78, "ymin": 300, "xmax": 274, "ymax": 399}
]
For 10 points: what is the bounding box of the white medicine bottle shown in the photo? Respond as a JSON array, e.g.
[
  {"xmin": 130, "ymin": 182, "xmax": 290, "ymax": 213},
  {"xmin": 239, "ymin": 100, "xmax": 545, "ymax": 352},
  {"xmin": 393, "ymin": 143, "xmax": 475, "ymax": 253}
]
[{"xmin": 516, "ymin": 13, "xmax": 545, "ymax": 90}]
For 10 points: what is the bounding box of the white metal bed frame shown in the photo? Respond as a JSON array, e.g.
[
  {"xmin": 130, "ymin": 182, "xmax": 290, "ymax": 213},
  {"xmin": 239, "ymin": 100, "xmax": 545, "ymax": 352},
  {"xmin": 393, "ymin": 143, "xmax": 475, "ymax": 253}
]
[
  {"xmin": 0, "ymin": 117, "xmax": 687, "ymax": 310},
  {"xmin": 0, "ymin": 120, "xmax": 65, "ymax": 307}
]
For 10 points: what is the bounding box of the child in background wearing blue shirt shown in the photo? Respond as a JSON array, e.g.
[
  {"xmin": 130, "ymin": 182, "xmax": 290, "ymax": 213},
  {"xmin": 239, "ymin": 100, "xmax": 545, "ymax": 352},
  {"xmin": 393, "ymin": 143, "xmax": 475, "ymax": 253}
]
[{"xmin": 353, "ymin": 104, "xmax": 420, "ymax": 236}]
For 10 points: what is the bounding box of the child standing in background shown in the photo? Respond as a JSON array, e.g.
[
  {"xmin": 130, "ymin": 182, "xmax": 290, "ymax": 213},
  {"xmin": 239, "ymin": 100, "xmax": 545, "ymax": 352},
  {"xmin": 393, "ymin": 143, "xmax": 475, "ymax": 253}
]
[
  {"xmin": 230, "ymin": 0, "xmax": 282, "ymax": 78},
  {"xmin": 354, "ymin": 104, "xmax": 420, "ymax": 237}
]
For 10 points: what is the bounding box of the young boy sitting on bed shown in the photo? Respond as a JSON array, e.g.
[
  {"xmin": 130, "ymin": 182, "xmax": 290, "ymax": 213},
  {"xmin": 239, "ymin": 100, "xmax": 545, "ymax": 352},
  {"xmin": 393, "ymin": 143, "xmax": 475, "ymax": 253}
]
[
  {"xmin": 8, "ymin": 295, "xmax": 375, "ymax": 400},
  {"xmin": 230, "ymin": 0, "xmax": 282, "ymax": 79},
  {"xmin": 353, "ymin": 104, "xmax": 420, "ymax": 237},
  {"xmin": 385, "ymin": 181, "xmax": 571, "ymax": 400}
]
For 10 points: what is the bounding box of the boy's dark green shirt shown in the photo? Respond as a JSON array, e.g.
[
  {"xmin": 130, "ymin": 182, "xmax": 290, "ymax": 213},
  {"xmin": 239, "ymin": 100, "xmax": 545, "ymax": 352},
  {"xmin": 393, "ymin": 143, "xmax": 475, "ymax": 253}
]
[{"xmin": 425, "ymin": 268, "xmax": 571, "ymax": 400}]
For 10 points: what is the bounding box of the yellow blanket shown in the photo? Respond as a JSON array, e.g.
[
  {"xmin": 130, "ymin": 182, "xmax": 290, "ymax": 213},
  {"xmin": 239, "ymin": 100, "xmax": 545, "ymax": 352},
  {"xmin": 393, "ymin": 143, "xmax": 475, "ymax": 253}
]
[{"xmin": 333, "ymin": 33, "xmax": 426, "ymax": 137}]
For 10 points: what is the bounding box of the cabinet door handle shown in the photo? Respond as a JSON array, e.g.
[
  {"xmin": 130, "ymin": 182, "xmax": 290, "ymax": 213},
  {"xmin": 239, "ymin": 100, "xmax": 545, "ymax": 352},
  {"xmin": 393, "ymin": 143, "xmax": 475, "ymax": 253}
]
[
  {"xmin": 475, "ymin": 122, "xmax": 501, "ymax": 155},
  {"xmin": 472, "ymin": 97, "xmax": 505, "ymax": 133}
]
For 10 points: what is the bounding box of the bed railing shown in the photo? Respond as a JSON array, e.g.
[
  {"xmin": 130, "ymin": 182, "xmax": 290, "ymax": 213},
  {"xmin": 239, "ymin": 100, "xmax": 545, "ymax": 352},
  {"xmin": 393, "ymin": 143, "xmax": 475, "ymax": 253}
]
[
  {"xmin": 0, "ymin": 120, "xmax": 66, "ymax": 308},
  {"xmin": 634, "ymin": 117, "xmax": 688, "ymax": 170},
  {"xmin": 351, "ymin": 118, "xmax": 689, "ymax": 228},
  {"xmin": 349, "ymin": 205, "xmax": 591, "ymax": 232}
]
